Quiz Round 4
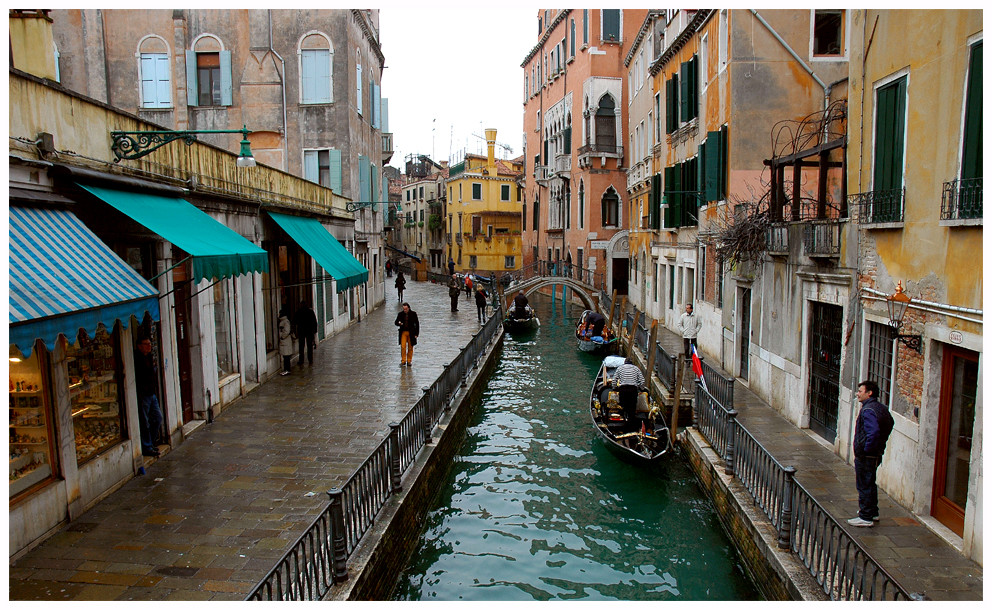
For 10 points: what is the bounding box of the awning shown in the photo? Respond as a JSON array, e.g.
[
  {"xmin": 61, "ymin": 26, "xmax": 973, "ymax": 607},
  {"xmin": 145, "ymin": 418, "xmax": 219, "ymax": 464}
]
[
  {"xmin": 9, "ymin": 206, "xmax": 160, "ymax": 357},
  {"xmin": 78, "ymin": 184, "xmax": 268, "ymax": 283},
  {"xmin": 267, "ymin": 211, "xmax": 368, "ymax": 292}
]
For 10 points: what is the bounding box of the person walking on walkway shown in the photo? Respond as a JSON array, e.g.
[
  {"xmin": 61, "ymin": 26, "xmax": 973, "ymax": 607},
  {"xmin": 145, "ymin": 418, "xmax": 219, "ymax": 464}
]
[
  {"xmin": 464, "ymin": 274, "xmax": 473, "ymax": 299},
  {"xmin": 385, "ymin": 259, "xmax": 393, "ymax": 277},
  {"xmin": 475, "ymin": 285, "xmax": 488, "ymax": 323},
  {"xmin": 448, "ymin": 257, "xmax": 455, "ymax": 276},
  {"xmin": 678, "ymin": 303, "xmax": 702, "ymax": 359},
  {"xmin": 395, "ymin": 271, "xmax": 406, "ymax": 301},
  {"xmin": 294, "ymin": 301, "xmax": 318, "ymax": 366},
  {"xmin": 134, "ymin": 336, "xmax": 164, "ymax": 457},
  {"xmin": 848, "ymin": 380, "xmax": 894, "ymax": 527},
  {"xmin": 395, "ymin": 302, "xmax": 420, "ymax": 366},
  {"xmin": 448, "ymin": 275, "xmax": 460, "ymax": 312},
  {"xmin": 278, "ymin": 306, "xmax": 294, "ymax": 376}
]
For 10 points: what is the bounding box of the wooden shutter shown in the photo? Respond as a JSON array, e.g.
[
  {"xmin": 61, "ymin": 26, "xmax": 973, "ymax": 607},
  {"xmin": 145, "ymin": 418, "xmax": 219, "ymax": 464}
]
[
  {"xmin": 317, "ymin": 49, "xmax": 331, "ymax": 103},
  {"xmin": 719, "ymin": 124, "xmax": 729, "ymax": 198},
  {"xmin": 374, "ymin": 83, "xmax": 382, "ymax": 129},
  {"xmin": 141, "ymin": 54, "xmax": 157, "ymax": 107},
  {"xmin": 359, "ymin": 155, "xmax": 370, "ymax": 202},
  {"xmin": 704, "ymin": 132, "xmax": 720, "ymax": 201},
  {"xmin": 155, "ymin": 55, "xmax": 171, "ymax": 107},
  {"xmin": 356, "ymin": 63, "xmax": 363, "ymax": 115},
  {"xmin": 328, "ymin": 149, "xmax": 342, "ymax": 194},
  {"xmin": 650, "ymin": 172, "xmax": 662, "ymax": 229},
  {"xmin": 303, "ymin": 150, "xmax": 319, "ymax": 183},
  {"xmin": 564, "ymin": 126, "xmax": 571, "ymax": 153},
  {"xmin": 663, "ymin": 166, "xmax": 674, "ymax": 227},
  {"xmin": 679, "ymin": 60, "xmax": 691, "ymax": 122},
  {"xmin": 688, "ymin": 54, "xmax": 699, "ymax": 120},
  {"xmin": 602, "ymin": 10, "xmax": 620, "ymax": 41},
  {"xmin": 371, "ymin": 164, "xmax": 379, "ymax": 203},
  {"xmin": 219, "ymin": 50, "xmax": 233, "ymax": 106},
  {"xmin": 872, "ymin": 76, "xmax": 906, "ymax": 192},
  {"xmin": 961, "ymin": 42, "xmax": 982, "ymax": 181},
  {"xmin": 185, "ymin": 50, "xmax": 198, "ymax": 106}
]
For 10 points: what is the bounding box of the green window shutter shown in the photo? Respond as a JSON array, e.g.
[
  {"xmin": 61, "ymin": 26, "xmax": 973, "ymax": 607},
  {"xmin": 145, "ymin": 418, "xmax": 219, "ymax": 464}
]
[
  {"xmin": 359, "ymin": 155, "xmax": 370, "ymax": 202},
  {"xmin": 564, "ymin": 126, "xmax": 571, "ymax": 153},
  {"xmin": 961, "ymin": 42, "xmax": 982, "ymax": 180},
  {"xmin": 719, "ymin": 125, "xmax": 729, "ymax": 198},
  {"xmin": 650, "ymin": 173, "xmax": 662, "ymax": 229},
  {"xmin": 583, "ymin": 9, "xmax": 588, "ymax": 45},
  {"xmin": 672, "ymin": 163, "xmax": 683, "ymax": 227},
  {"xmin": 185, "ymin": 50, "xmax": 198, "ymax": 106},
  {"xmin": 663, "ymin": 166, "xmax": 674, "ymax": 227},
  {"xmin": 679, "ymin": 60, "xmax": 690, "ymax": 122},
  {"xmin": 371, "ymin": 164, "xmax": 379, "ymax": 203},
  {"xmin": 328, "ymin": 149, "xmax": 342, "ymax": 194},
  {"xmin": 689, "ymin": 54, "xmax": 699, "ymax": 120},
  {"xmin": 704, "ymin": 132, "xmax": 720, "ymax": 201},
  {"xmin": 686, "ymin": 157, "xmax": 699, "ymax": 226},
  {"xmin": 543, "ymin": 139, "xmax": 548, "ymax": 164},
  {"xmin": 602, "ymin": 10, "xmax": 620, "ymax": 41},
  {"xmin": 219, "ymin": 50, "xmax": 233, "ymax": 106},
  {"xmin": 570, "ymin": 19, "xmax": 576, "ymax": 56},
  {"xmin": 873, "ymin": 76, "xmax": 907, "ymax": 192},
  {"xmin": 672, "ymin": 73, "xmax": 679, "ymax": 127}
]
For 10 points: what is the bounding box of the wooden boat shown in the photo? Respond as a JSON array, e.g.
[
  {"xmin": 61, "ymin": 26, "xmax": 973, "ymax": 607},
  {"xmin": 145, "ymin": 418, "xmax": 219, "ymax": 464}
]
[
  {"xmin": 590, "ymin": 355, "xmax": 672, "ymax": 465},
  {"xmin": 575, "ymin": 310, "xmax": 617, "ymax": 353},
  {"xmin": 504, "ymin": 305, "xmax": 539, "ymax": 331}
]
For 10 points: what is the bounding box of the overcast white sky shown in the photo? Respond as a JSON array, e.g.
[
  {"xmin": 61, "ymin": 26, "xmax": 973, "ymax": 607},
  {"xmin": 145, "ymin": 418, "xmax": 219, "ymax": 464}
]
[{"xmin": 379, "ymin": 7, "xmax": 537, "ymax": 169}]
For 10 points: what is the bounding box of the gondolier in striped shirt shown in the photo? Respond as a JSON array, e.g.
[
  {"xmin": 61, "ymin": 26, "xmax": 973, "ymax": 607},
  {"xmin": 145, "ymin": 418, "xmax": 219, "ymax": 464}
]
[{"xmin": 612, "ymin": 358, "xmax": 646, "ymax": 429}]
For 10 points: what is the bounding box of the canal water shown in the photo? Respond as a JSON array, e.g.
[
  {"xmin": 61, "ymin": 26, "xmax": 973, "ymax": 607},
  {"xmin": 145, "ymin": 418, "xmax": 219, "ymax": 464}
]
[{"xmin": 395, "ymin": 293, "xmax": 761, "ymax": 601}]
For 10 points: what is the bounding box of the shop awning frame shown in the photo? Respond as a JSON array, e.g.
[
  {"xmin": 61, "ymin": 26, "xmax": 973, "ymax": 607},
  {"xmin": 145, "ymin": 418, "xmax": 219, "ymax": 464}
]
[
  {"xmin": 267, "ymin": 211, "xmax": 368, "ymax": 293},
  {"xmin": 78, "ymin": 183, "xmax": 269, "ymax": 283},
  {"xmin": 9, "ymin": 206, "xmax": 161, "ymax": 356}
]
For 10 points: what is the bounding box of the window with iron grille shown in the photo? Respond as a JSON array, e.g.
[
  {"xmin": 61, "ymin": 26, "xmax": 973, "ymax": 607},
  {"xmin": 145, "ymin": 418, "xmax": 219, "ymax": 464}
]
[
  {"xmin": 504, "ymin": 256, "xmax": 515, "ymax": 268},
  {"xmin": 866, "ymin": 321, "xmax": 894, "ymax": 405}
]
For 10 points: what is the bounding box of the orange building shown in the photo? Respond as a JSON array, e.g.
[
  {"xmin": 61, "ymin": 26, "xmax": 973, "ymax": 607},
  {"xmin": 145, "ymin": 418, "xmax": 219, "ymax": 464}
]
[{"xmin": 521, "ymin": 9, "xmax": 648, "ymax": 294}]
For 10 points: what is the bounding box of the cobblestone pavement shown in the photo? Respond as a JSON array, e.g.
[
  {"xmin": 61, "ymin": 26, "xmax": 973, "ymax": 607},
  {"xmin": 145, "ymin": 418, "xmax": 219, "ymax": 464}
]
[
  {"xmin": 654, "ymin": 325, "xmax": 983, "ymax": 601},
  {"xmin": 9, "ymin": 279, "xmax": 488, "ymax": 601}
]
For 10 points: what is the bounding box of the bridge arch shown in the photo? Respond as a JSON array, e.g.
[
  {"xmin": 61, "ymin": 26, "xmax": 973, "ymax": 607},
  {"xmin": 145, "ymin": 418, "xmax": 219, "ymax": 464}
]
[{"xmin": 506, "ymin": 276, "xmax": 599, "ymax": 312}]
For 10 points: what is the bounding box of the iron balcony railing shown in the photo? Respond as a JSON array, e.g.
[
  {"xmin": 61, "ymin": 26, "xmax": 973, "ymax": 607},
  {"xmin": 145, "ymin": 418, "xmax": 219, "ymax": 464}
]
[
  {"xmin": 803, "ymin": 221, "xmax": 841, "ymax": 258},
  {"xmin": 850, "ymin": 188, "xmax": 905, "ymax": 224},
  {"xmin": 940, "ymin": 177, "xmax": 982, "ymax": 221},
  {"xmin": 766, "ymin": 223, "xmax": 789, "ymax": 254},
  {"xmin": 246, "ymin": 304, "xmax": 505, "ymax": 601}
]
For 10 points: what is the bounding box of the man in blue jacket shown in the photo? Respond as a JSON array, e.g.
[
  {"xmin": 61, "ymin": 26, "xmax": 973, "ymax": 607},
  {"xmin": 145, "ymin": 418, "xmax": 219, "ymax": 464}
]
[{"xmin": 848, "ymin": 380, "xmax": 894, "ymax": 527}]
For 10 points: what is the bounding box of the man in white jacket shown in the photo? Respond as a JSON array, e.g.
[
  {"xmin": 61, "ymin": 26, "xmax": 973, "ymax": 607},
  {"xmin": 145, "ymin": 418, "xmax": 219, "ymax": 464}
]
[{"xmin": 678, "ymin": 303, "xmax": 702, "ymax": 359}]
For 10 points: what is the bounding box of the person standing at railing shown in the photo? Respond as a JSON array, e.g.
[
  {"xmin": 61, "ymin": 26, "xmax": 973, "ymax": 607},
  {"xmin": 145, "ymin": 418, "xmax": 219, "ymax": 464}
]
[
  {"xmin": 678, "ymin": 303, "xmax": 702, "ymax": 360},
  {"xmin": 848, "ymin": 380, "xmax": 894, "ymax": 528},
  {"xmin": 394, "ymin": 302, "xmax": 420, "ymax": 367},
  {"xmin": 448, "ymin": 275, "xmax": 460, "ymax": 312}
]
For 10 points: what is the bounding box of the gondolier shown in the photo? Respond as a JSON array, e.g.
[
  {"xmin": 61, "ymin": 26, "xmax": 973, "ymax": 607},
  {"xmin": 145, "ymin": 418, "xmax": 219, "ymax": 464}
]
[
  {"xmin": 612, "ymin": 358, "xmax": 646, "ymax": 429},
  {"xmin": 591, "ymin": 355, "xmax": 671, "ymax": 465}
]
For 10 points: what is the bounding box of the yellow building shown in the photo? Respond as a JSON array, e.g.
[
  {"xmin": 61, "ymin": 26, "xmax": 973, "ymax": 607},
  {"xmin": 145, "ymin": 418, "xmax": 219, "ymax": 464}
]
[{"xmin": 446, "ymin": 129, "xmax": 524, "ymax": 275}]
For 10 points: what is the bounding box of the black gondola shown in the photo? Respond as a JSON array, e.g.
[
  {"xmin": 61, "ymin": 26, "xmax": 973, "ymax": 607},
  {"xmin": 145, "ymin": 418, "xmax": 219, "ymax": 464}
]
[
  {"xmin": 575, "ymin": 309, "xmax": 617, "ymax": 353},
  {"xmin": 503, "ymin": 304, "xmax": 539, "ymax": 331},
  {"xmin": 590, "ymin": 355, "xmax": 672, "ymax": 464}
]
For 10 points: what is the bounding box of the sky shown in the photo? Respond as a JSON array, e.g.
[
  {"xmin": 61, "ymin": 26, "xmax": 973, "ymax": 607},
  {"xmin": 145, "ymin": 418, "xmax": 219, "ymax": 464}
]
[{"xmin": 379, "ymin": 6, "xmax": 537, "ymax": 169}]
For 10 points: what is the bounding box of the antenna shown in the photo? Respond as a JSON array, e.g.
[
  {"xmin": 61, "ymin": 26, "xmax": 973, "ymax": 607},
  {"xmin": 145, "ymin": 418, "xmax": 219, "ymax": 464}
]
[{"xmin": 471, "ymin": 132, "xmax": 514, "ymax": 157}]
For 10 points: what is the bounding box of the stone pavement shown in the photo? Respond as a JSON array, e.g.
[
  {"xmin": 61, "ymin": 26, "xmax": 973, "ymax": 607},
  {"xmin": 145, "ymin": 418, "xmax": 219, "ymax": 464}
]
[
  {"xmin": 9, "ymin": 279, "xmax": 488, "ymax": 601},
  {"xmin": 652, "ymin": 324, "xmax": 983, "ymax": 601}
]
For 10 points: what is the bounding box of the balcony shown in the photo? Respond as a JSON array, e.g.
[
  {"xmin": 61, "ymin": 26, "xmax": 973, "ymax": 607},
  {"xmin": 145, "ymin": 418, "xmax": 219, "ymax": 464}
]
[
  {"xmin": 577, "ymin": 142, "xmax": 623, "ymax": 169},
  {"xmin": 766, "ymin": 223, "xmax": 789, "ymax": 256},
  {"xmin": 850, "ymin": 188, "xmax": 904, "ymax": 225},
  {"xmin": 941, "ymin": 177, "xmax": 982, "ymax": 222},
  {"xmin": 381, "ymin": 132, "xmax": 393, "ymax": 164},
  {"xmin": 534, "ymin": 165, "xmax": 550, "ymax": 184},
  {"xmin": 803, "ymin": 221, "xmax": 842, "ymax": 259},
  {"xmin": 552, "ymin": 153, "xmax": 571, "ymax": 178}
]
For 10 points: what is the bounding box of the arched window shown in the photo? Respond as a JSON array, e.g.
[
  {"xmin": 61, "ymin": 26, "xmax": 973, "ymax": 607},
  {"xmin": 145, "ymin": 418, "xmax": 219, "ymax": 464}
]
[
  {"xmin": 187, "ymin": 34, "xmax": 231, "ymax": 107},
  {"xmin": 601, "ymin": 186, "xmax": 619, "ymax": 227},
  {"xmin": 299, "ymin": 32, "xmax": 333, "ymax": 104},
  {"xmin": 138, "ymin": 35, "xmax": 171, "ymax": 108},
  {"xmin": 596, "ymin": 94, "xmax": 617, "ymax": 151}
]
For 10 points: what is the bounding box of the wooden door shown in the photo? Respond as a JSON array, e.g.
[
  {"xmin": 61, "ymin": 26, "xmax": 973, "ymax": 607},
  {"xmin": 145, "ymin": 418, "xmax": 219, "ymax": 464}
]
[{"xmin": 931, "ymin": 346, "xmax": 978, "ymax": 536}]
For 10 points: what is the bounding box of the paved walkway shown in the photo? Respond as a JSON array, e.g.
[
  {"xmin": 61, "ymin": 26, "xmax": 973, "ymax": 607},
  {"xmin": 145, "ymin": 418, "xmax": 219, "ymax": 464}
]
[
  {"xmin": 9, "ymin": 279, "xmax": 487, "ymax": 601},
  {"xmin": 652, "ymin": 324, "xmax": 983, "ymax": 601}
]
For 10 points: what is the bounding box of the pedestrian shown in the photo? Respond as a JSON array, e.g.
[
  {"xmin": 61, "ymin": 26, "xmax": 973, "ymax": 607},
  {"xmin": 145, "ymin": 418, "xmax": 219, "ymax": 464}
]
[
  {"xmin": 848, "ymin": 380, "xmax": 894, "ymax": 527},
  {"xmin": 278, "ymin": 306, "xmax": 294, "ymax": 376},
  {"xmin": 464, "ymin": 274, "xmax": 473, "ymax": 298},
  {"xmin": 475, "ymin": 285, "xmax": 488, "ymax": 323},
  {"xmin": 678, "ymin": 303, "xmax": 702, "ymax": 359},
  {"xmin": 448, "ymin": 275, "xmax": 460, "ymax": 312},
  {"xmin": 293, "ymin": 301, "xmax": 318, "ymax": 366},
  {"xmin": 512, "ymin": 290, "xmax": 529, "ymax": 318},
  {"xmin": 448, "ymin": 257, "xmax": 455, "ymax": 276},
  {"xmin": 134, "ymin": 335, "xmax": 164, "ymax": 457},
  {"xmin": 385, "ymin": 259, "xmax": 392, "ymax": 277},
  {"xmin": 612, "ymin": 358, "xmax": 646, "ymax": 430},
  {"xmin": 394, "ymin": 301, "xmax": 420, "ymax": 366},
  {"xmin": 395, "ymin": 271, "xmax": 406, "ymax": 301}
]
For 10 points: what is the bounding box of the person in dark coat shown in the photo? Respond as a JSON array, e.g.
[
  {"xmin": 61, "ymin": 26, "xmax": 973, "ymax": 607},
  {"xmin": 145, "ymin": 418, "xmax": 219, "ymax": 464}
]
[
  {"xmin": 448, "ymin": 275, "xmax": 460, "ymax": 312},
  {"xmin": 385, "ymin": 259, "xmax": 393, "ymax": 277},
  {"xmin": 134, "ymin": 336, "xmax": 163, "ymax": 457},
  {"xmin": 394, "ymin": 302, "xmax": 420, "ymax": 366},
  {"xmin": 512, "ymin": 291, "xmax": 529, "ymax": 318},
  {"xmin": 587, "ymin": 311, "xmax": 606, "ymax": 337},
  {"xmin": 847, "ymin": 380, "xmax": 894, "ymax": 527},
  {"xmin": 395, "ymin": 271, "xmax": 406, "ymax": 300},
  {"xmin": 448, "ymin": 257, "xmax": 455, "ymax": 276},
  {"xmin": 293, "ymin": 301, "xmax": 318, "ymax": 366},
  {"xmin": 474, "ymin": 286, "xmax": 488, "ymax": 323}
]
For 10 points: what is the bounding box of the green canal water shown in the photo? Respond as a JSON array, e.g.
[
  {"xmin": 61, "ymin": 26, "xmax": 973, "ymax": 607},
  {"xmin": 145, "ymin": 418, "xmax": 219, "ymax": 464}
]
[{"xmin": 395, "ymin": 294, "xmax": 761, "ymax": 601}]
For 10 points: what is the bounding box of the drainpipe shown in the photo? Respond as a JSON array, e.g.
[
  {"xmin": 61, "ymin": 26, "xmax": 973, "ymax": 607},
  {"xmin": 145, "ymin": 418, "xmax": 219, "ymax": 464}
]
[
  {"xmin": 749, "ymin": 10, "xmax": 828, "ymax": 108},
  {"xmin": 268, "ymin": 10, "xmax": 289, "ymax": 169}
]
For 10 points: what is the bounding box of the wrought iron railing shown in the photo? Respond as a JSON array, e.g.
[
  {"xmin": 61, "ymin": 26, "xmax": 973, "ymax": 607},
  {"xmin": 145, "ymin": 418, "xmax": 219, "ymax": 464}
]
[
  {"xmin": 654, "ymin": 341, "xmax": 676, "ymax": 393},
  {"xmin": 699, "ymin": 358, "xmax": 734, "ymax": 411},
  {"xmin": 246, "ymin": 304, "xmax": 504, "ymax": 601},
  {"xmin": 803, "ymin": 221, "xmax": 842, "ymax": 257},
  {"xmin": 694, "ymin": 383, "xmax": 735, "ymax": 461},
  {"xmin": 766, "ymin": 223, "xmax": 789, "ymax": 254},
  {"xmin": 851, "ymin": 188, "xmax": 905, "ymax": 224},
  {"xmin": 940, "ymin": 177, "xmax": 982, "ymax": 221}
]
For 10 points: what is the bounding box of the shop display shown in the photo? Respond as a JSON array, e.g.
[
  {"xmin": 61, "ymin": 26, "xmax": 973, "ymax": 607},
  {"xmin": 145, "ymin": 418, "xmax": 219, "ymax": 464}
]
[
  {"xmin": 67, "ymin": 326, "xmax": 125, "ymax": 465},
  {"xmin": 9, "ymin": 353, "xmax": 54, "ymax": 498}
]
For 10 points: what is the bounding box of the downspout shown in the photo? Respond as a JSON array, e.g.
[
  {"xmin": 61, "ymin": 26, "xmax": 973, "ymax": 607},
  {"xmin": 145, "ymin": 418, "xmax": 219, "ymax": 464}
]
[
  {"xmin": 268, "ymin": 10, "xmax": 289, "ymax": 170},
  {"xmin": 749, "ymin": 9, "xmax": 827, "ymax": 105}
]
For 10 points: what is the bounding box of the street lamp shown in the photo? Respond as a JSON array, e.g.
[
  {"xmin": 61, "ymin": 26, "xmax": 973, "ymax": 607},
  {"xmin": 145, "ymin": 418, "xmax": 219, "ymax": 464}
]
[
  {"xmin": 886, "ymin": 281, "xmax": 923, "ymax": 354},
  {"xmin": 110, "ymin": 125, "xmax": 255, "ymax": 167}
]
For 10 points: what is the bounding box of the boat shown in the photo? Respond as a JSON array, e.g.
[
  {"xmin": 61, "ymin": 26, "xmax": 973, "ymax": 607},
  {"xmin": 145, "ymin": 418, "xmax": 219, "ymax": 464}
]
[
  {"xmin": 504, "ymin": 305, "xmax": 540, "ymax": 331},
  {"xmin": 575, "ymin": 310, "xmax": 617, "ymax": 353},
  {"xmin": 590, "ymin": 355, "xmax": 672, "ymax": 465}
]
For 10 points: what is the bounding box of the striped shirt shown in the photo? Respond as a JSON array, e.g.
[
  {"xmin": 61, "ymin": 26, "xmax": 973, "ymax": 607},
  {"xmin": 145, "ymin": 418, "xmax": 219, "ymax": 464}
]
[{"xmin": 613, "ymin": 363, "xmax": 645, "ymax": 388}]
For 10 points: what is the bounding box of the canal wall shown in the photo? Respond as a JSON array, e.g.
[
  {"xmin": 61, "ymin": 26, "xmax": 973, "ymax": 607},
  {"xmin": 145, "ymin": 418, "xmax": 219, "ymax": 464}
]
[{"xmin": 325, "ymin": 330, "xmax": 505, "ymax": 601}]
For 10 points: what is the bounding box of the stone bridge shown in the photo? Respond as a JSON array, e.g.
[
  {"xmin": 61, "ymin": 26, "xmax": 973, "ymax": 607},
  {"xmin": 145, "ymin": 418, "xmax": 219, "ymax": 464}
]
[{"xmin": 503, "ymin": 275, "xmax": 600, "ymax": 312}]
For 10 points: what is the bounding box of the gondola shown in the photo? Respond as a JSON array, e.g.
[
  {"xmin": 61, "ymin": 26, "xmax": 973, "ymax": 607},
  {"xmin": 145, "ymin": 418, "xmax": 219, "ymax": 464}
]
[
  {"xmin": 503, "ymin": 305, "xmax": 540, "ymax": 331},
  {"xmin": 575, "ymin": 310, "xmax": 617, "ymax": 353},
  {"xmin": 590, "ymin": 355, "xmax": 672, "ymax": 465}
]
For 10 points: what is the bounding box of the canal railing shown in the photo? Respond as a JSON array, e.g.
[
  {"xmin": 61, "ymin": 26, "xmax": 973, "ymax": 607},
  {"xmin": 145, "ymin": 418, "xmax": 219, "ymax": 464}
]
[{"xmin": 245, "ymin": 302, "xmax": 505, "ymax": 601}]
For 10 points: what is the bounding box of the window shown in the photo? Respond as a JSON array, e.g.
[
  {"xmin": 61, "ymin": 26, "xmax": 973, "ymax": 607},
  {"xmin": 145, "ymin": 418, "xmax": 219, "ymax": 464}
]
[
  {"xmin": 595, "ymin": 94, "xmax": 617, "ymax": 150},
  {"xmin": 583, "ymin": 9, "xmax": 589, "ymax": 46},
  {"xmin": 578, "ymin": 180, "xmax": 585, "ymax": 229},
  {"xmin": 522, "ymin": 203, "xmax": 527, "ymax": 231},
  {"xmin": 303, "ymin": 149, "xmax": 342, "ymax": 193},
  {"xmin": 472, "ymin": 183, "xmax": 482, "ymax": 200},
  {"xmin": 570, "ymin": 19, "xmax": 576, "ymax": 57},
  {"xmin": 602, "ymin": 187, "xmax": 620, "ymax": 227},
  {"xmin": 602, "ymin": 9, "xmax": 620, "ymax": 42},
  {"xmin": 960, "ymin": 41, "xmax": 982, "ymax": 184},
  {"xmin": 870, "ymin": 74, "xmax": 907, "ymax": 221},
  {"xmin": 140, "ymin": 53, "xmax": 171, "ymax": 108},
  {"xmin": 812, "ymin": 10, "xmax": 844, "ymax": 56},
  {"xmin": 53, "ymin": 41, "xmax": 60, "ymax": 82},
  {"xmin": 419, "ymin": 186, "xmax": 424, "ymax": 199},
  {"xmin": 664, "ymin": 156, "xmax": 700, "ymax": 228},
  {"xmin": 680, "ymin": 54, "xmax": 699, "ymax": 123},
  {"xmin": 469, "ymin": 255, "xmax": 478, "ymax": 268},
  {"xmin": 359, "ymin": 155, "xmax": 371, "ymax": 203},
  {"xmin": 533, "ymin": 192, "xmax": 540, "ymax": 231},
  {"xmin": 214, "ymin": 279, "xmax": 238, "ymax": 379},
  {"xmin": 67, "ymin": 325, "xmax": 126, "ymax": 466},
  {"xmin": 665, "ymin": 73, "xmax": 679, "ymax": 133},
  {"xmin": 866, "ymin": 321, "xmax": 894, "ymax": 405},
  {"xmin": 501, "ymin": 184, "xmax": 511, "ymax": 201},
  {"xmin": 504, "ymin": 256, "xmax": 516, "ymax": 268},
  {"xmin": 192, "ymin": 51, "xmax": 229, "ymax": 106},
  {"xmin": 300, "ymin": 34, "xmax": 332, "ymax": 104}
]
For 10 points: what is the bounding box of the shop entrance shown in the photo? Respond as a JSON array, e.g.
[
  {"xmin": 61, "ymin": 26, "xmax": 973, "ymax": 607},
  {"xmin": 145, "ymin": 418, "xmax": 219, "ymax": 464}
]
[
  {"xmin": 931, "ymin": 346, "xmax": 978, "ymax": 536},
  {"xmin": 173, "ymin": 279, "xmax": 195, "ymax": 424},
  {"xmin": 808, "ymin": 301, "xmax": 842, "ymax": 443}
]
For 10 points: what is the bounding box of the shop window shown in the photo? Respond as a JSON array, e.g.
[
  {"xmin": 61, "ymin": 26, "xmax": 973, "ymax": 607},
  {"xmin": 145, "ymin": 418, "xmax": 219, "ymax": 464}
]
[
  {"xmin": 214, "ymin": 280, "xmax": 238, "ymax": 379},
  {"xmin": 67, "ymin": 325, "xmax": 126, "ymax": 466},
  {"xmin": 10, "ymin": 342, "xmax": 57, "ymax": 498}
]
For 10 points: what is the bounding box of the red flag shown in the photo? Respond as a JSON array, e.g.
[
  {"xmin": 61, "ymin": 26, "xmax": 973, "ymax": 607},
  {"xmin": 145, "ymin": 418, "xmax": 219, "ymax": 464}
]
[{"xmin": 691, "ymin": 344, "xmax": 708, "ymax": 392}]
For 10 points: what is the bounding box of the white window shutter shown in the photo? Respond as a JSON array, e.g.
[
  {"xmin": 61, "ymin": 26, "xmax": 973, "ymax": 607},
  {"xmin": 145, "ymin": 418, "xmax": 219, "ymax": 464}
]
[
  {"xmin": 141, "ymin": 54, "xmax": 157, "ymax": 107},
  {"xmin": 356, "ymin": 63, "xmax": 363, "ymax": 115},
  {"xmin": 156, "ymin": 55, "xmax": 171, "ymax": 107},
  {"xmin": 301, "ymin": 50, "xmax": 314, "ymax": 103},
  {"xmin": 220, "ymin": 50, "xmax": 233, "ymax": 106},
  {"xmin": 185, "ymin": 50, "xmax": 198, "ymax": 106},
  {"xmin": 328, "ymin": 149, "xmax": 342, "ymax": 194},
  {"xmin": 316, "ymin": 49, "xmax": 331, "ymax": 103},
  {"xmin": 303, "ymin": 150, "xmax": 319, "ymax": 183}
]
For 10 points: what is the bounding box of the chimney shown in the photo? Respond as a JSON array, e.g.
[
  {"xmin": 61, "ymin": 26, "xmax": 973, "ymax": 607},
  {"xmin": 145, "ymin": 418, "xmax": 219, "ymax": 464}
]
[
  {"xmin": 9, "ymin": 10, "xmax": 58, "ymax": 81},
  {"xmin": 485, "ymin": 128, "xmax": 497, "ymax": 171}
]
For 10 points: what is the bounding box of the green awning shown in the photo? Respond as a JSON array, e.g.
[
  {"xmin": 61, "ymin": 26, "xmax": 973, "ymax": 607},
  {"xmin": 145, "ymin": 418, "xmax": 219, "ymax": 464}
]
[
  {"xmin": 79, "ymin": 184, "xmax": 269, "ymax": 283},
  {"xmin": 267, "ymin": 211, "xmax": 368, "ymax": 292}
]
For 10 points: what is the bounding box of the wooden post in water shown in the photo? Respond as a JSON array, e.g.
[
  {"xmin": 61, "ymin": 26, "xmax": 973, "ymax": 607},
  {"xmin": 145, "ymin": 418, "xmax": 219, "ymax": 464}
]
[
  {"xmin": 645, "ymin": 320, "xmax": 658, "ymax": 382},
  {"xmin": 672, "ymin": 354, "xmax": 685, "ymax": 438},
  {"xmin": 606, "ymin": 289, "xmax": 618, "ymax": 332},
  {"xmin": 626, "ymin": 309, "xmax": 640, "ymax": 356}
]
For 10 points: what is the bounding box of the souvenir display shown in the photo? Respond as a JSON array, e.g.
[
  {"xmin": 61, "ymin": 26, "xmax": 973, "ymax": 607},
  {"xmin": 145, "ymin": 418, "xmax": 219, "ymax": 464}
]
[
  {"xmin": 9, "ymin": 350, "xmax": 54, "ymax": 498},
  {"xmin": 67, "ymin": 326, "xmax": 124, "ymax": 465}
]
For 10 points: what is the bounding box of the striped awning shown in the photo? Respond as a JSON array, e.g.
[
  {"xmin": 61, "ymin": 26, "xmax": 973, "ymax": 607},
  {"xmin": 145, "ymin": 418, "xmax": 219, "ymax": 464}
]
[{"xmin": 9, "ymin": 206, "xmax": 160, "ymax": 356}]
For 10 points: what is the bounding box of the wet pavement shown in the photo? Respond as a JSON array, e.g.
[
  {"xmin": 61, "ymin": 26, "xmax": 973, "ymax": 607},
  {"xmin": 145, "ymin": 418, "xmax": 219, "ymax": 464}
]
[
  {"xmin": 651, "ymin": 324, "xmax": 983, "ymax": 601},
  {"xmin": 9, "ymin": 278, "xmax": 489, "ymax": 601}
]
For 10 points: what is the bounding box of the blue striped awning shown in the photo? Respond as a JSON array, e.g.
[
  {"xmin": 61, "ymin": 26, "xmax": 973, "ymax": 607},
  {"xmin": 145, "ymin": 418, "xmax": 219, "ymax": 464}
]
[{"xmin": 9, "ymin": 206, "xmax": 160, "ymax": 357}]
